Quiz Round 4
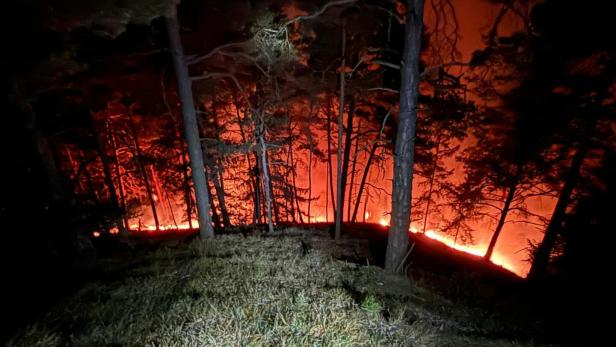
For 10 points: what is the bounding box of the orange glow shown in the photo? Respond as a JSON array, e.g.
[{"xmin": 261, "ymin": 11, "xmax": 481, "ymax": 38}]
[
  {"xmin": 109, "ymin": 227, "xmax": 119, "ymax": 234},
  {"xmin": 128, "ymin": 219, "xmax": 198, "ymax": 232},
  {"xmin": 413, "ymin": 228, "xmax": 517, "ymax": 274},
  {"xmin": 92, "ymin": 231, "xmax": 101, "ymax": 238},
  {"xmin": 379, "ymin": 218, "xmax": 389, "ymax": 226},
  {"xmin": 312, "ymin": 215, "xmax": 327, "ymax": 223}
]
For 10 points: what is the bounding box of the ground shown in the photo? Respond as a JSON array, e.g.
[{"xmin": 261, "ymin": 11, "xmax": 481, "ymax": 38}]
[{"xmin": 8, "ymin": 228, "xmax": 551, "ymax": 346}]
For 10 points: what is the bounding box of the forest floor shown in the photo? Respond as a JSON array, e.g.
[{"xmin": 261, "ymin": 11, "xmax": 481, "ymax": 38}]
[{"xmin": 6, "ymin": 226, "xmax": 565, "ymax": 347}]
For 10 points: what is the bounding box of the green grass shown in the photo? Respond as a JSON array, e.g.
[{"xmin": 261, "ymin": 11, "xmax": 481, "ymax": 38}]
[{"xmin": 8, "ymin": 232, "xmax": 544, "ymax": 346}]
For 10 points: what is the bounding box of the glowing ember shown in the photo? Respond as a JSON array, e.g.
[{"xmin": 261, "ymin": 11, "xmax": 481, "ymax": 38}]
[
  {"xmin": 109, "ymin": 227, "xmax": 119, "ymax": 234},
  {"xmin": 313, "ymin": 215, "xmax": 326, "ymax": 223},
  {"xmin": 92, "ymin": 231, "xmax": 101, "ymax": 238},
  {"xmin": 416, "ymin": 229, "xmax": 517, "ymax": 274}
]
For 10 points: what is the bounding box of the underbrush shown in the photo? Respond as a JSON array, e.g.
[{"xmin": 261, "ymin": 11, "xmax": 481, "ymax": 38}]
[{"xmin": 8, "ymin": 232, "xmax": 544, "ymax": 346}]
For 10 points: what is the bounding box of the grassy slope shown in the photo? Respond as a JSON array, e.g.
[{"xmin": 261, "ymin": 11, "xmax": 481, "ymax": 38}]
[{"xmin": 9, "ymin": 231, "xmax": 544, "ymax": 347}]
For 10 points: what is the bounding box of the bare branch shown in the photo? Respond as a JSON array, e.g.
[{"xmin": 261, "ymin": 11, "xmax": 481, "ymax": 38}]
[{"xmin": 285, "ymin": 0, "xmax": 358, "ymax": 26}]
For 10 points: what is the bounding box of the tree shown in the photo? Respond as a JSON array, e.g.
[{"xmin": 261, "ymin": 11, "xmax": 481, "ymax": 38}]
[
  {"xmin": 385, "ymin": 0, "xmax": 425, "ymax": 274},
  {"xmin": 165, "ymin": 3, "xmax": 214, "ymax": 238},
  {"xmin": 520, "ymin": 0, "xmax": 616, "ymax": 279}
]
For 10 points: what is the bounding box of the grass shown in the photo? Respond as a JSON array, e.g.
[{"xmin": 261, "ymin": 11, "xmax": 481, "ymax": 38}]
[{"xmin": 8, "ymin": 231, "xmax": 546, "ymax": 346}]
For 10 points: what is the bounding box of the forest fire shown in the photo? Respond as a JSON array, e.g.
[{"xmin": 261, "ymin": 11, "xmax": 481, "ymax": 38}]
[{"xmin": 5, "ymin": 0, "xmax": 613, "ymax": 345}]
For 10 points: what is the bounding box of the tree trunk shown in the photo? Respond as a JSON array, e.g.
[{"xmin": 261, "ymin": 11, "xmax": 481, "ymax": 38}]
[
  {"xmin": 94, "ymin": 121, "xmax": 125, "ymax": 234},
  {"xmin": 130, "ymin": 126, "xmax": 159, "ymax": 231},
  {"xmin": 484, "ymin": 180, "xmax": 518, "ymax": 261},
  {"xmin": 206, "ymin": 170, "xmax": 223, "ymax": 229},
  {"xmin": 289, "ymin": 134, "xmax": 304, "ymax": 224},
  {"xmin": 347, "ymin": 117, "xmax": 362, "ymax": 221},
  {"xmin": 180, "ymin": 152, "xmax": 193, "ymax": 229},
  {"xmin": 285, "ymin": 140, "xmax": 296, "ymax": 223},
  {"xmin": 352, "ymin": 111, "xmax": 390, "ymax": 222},
  {"xmin": 335, "ymin": 21, "xmax": 347, "ymax": 240},
  {"xmin": 234, "ymin": 102, "xmax": 260, "ymax": 224},
  {"xmin": 337, "ymin": 97, "xmax": 356, "ymax": 227},
  {"xmin": 385, "ymin": 0, "xmax": 425, "ymax": 274},
  {"xmin": 352, "ymin": 141, "xmax": 378, "ymax": 222},
  {"xmin": 107, "ymin": 123, "xmax": 129, "ymax": 232},
  {"xmin": 308, "ymin": 132, "xmax": 313, "ymax": 222},
  {"xmin": 210, "ymin": 163, "xmax": 231, "ymax": 227},
  {"xmin": 528, "ymin": 142, "xmax": 588, "ymax": 280},
  {"xmin": 326, "ymin": 102, "xmax": 336, "ymax": 221},
  {"xmin": 257, "ymin": 115, "xmax": 275, "ymax": 233},
  {"xmin": 165, "ymin": 5, "xmax": 214, "ymax": 238},
  {"xmin": 421, "ymin": 140, "xmax": 440, "ymax": 233}
]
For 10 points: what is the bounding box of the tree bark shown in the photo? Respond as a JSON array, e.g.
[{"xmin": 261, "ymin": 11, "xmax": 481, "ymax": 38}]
[
  {"xmin": 288, "ymin": 133, "xmax": 304, "ymax": 223},
  {"xmin": 257, "ymin": 114, "xmax": 275, "ymax": 233},
  {"xmin": 385, "ymin": 0, "xmax": 425, "ymax": 274},
  {"xmin": 352, "ymin": 141, "xmax": 378, "ymax": 222},
  {"xmin": 528, "ymin": 142, "xmax": 588, "ymax": 280},
  {"xmin": 484, "ymin": 180, "xmax": 518, "ymax": 261},
  {"xmin": 210, "ymin": 162, "xmax": 231, "ymax": 227},
  {"xmin": 352, "ymin": 111, "xmax": 389, "ymax": 222},
  {"xmin": 94, "ymin": 120, "xmax": 125, "ymax": 233},
  {"xmin": 326, "ymin": 102, "xmax": 336, "ymax": 221},
  {"xmin": 206, "ymin": 169, "xmax": 223, "ymax": 229},
  {"xmin": 347, "ymin": 117, "xmax": 362, "ymax": 220},
  {"xmin": 130, "ymin": 126, "xmax": 160, "ymax": 231},
  {"xmin": 421, "ymin": 140, "xmax": 440, "ymax": 233},
  {"xmin": 338, "ymin": 96, "xmax": 356, "ymax": 226},
  {"xmin": 108, "ymin": 124, "xmax": 129, "ymax": 232},
  {"xmin": 165, "ymin": 6, "xmax": 214, "ymax": 237},
  {"xmin": 180, "ymin": 152, "xmax": 193, "ymax": 229},
  {"xmin": 335, "ymin": 21, "xmax": 347, "ymax": 240}
]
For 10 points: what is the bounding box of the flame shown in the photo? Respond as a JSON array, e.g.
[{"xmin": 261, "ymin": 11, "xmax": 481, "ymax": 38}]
[
  {"xmin": 92, "ymin": 231, "xmax": 101, "ymax": 238},
  {"xmin": 313, "ymin": 215, "xmax": 326, "ymax": 223},
  {"xmin": 109, "ymin": 227, "xmax": 119, "ymax": 234},
  {"xmin": 373, "ymin": 221, "xmax": 518, "ymax": 275},
  {"xmin": 415, "ymin": 228, "xmax": 516, "ymax": 273},
  {"xmin": 128, "ymin": 220, "xmax": 198, "ymax": 232}
]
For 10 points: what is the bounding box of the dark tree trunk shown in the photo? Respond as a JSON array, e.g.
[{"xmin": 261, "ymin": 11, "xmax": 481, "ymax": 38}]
[
  {"xmin": 180, "ymin": 152, "xmax": 193, "ymax": 229},
  {"xmin": 421, "ymin": 141, "xmax": 440, "ymax": 233},
  {"xmin": 347, "ymin": 117, "xmax": 362, "ymax": 220},
  {"xmin": 289, "ymin": 134, "xmax": 304, "ymax": 223},
  {"xmin": 257, "ymin": 114, "xmax": 275, "ymax": 233},
  {"xmin": 352, "ymin": 111, "xmax": 389, "ymax": 222},
  {"xmin": 336, "ymin": 96, "xmax": 355, "ymax": 228},
  {"xmin": 528, "ymin": 142, "xmax": 588, "ymax": 280},
  {"xmin": 210, "ymin": 163, "xmax": 231, "ymax": 227},
  {"xmin": 335, "ymin": 22, "xmax": 346, "ymax": 240},
  {"xmin": 484, "ymin": 180, "xmax": 518, "ymax": 261},
  {"xmin": 308, "ymin": 133, "xmax": 313, "ymax": 222},
  {"xmin": 234, "ymin": 102, "xmax": 260, "ymax": 224},
  {"xmin": 108, "ymin": 124, "xmax": 129, "ymax": 232},
  {"xmin": 207, "ymin": 170, "xmax": 223, "ymax": 229},
  {"xmin": 165, "ymin": 5, "xmax": 214, "ymax": 238},
  {"xmin": 130, "ymin": 127, "xmax": 160, "ymax": 231},
  {"xmin": 326, "ymin": 102, "xmax": 336, "ymax": 221},
  {"xmin": 385, "ymin": 0, "xmax": 425, "ymax": 274},
  {"xmin": 94, "ymin": 120, "xmax": 125, "ymax": 233},
  {"xmin": 286, "ymin": 140, "xmax": 296, "ymax": 223},
  {"xmin": 352, "ymin": 141, "xmax": 378, "ymax": 222}
]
